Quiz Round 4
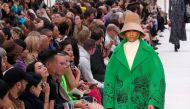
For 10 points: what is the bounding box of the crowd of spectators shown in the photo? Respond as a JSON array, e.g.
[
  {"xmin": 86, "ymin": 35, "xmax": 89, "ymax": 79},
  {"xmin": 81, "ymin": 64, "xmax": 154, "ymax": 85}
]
[{"xmin": 0, "ymin": 0, "xmax": 166, "ymax": 108}]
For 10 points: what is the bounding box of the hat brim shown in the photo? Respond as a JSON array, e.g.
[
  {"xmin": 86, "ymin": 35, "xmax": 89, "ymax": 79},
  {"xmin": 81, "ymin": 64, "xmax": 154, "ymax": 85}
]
[{"xmin": 120, "ymin": 23, "xmax": 145, "ymax": 38}]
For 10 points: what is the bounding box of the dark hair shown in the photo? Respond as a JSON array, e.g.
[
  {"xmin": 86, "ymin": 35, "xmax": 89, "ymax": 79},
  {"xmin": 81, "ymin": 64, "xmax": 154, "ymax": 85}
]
[
  {"xmin": 26, "ymin": 61, "xmax": 37, "ymax": 73},
  {"xmin": 126, "ymin": 2, "xmax": 141, "ymax": 15},
  {"xmin": 59, "ymin": 40, "xmax": 72, "ymax": 52},
  {"xmin": 91, "ymin": 28, "xmax": 104, "ymax": 41},
  {"xmin": 65, "ymin": 38, "xmax": 80, "ymax": 66},
  {"xmin": 84, "ymin": 8, "xmax": 94, "ymax": 19},
  {"xmin": 58, "ymin": 22, "xmax": 69, "ymax": 35},
  {"xmin": 38, "ymin": 49, "xmax": 58, "ymax": 64},
  {"xmin": 105, "ymin": 0, "xmax": 116, "ymax": 7},
  {"xmin": 0, "ymin": 57, "xmax": 2, "ymax": 74},
  {"xmin": 95, "ymin": 1, "xmax": 103, "ymax": 9},
  {"xmin": 72, "ymin": 4, "xmax": 82, "ymax": 15},
  {"xmin": 25, "ymin": 74, "xmax": 42, "ymax": 92},
  {"xmin": 127, "ymin": 3, "xmax": 138, "ymax": 12},
  {"xmin": 2, "ymin": 28, "xmax": 12, "ymax": 40},
  {"xmin": 96, "ymin": 8, "xmax": 103, "ymax": 19},
  {"xmin": 3, "ymin": 68, "xmax": 29, "ymax": 88},
  {"xmin": 0, "ymin": 79, "xmax": 9, "ymax": 99},
  {"xmin": 39, "ymin": 17, "xmax": 54, "ymax": 31},
  {"xmin": 0, "ymin": 33, "xmax": 5, "ymax": 46},
  {"xmin": 14, "ymin": 39, "xmax": 27, "ymax": 51},
  {"xmin": 63, "ymin": 1, "xmax": 70, "ymax": 9},
  {"xmin": 83, "ymin": 39, "xmax": 96, "ymax": 51}
]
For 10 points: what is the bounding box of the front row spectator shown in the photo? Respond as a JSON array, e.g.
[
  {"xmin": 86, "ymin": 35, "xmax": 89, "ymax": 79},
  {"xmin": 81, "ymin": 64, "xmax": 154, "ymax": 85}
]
[
  {"xmin": 20, "ymin": 73, "xmax": 50, "ymax": 109},
  {"xmin": 79, "ymin": 39, "xmax": 104, "ymax": 88},
  {"xmin": 90, "ymin": 28, "xmax": 106, "ymax": 82},
  {"xmin": 3, "ymin": 68, "xmax": 30, "ymax": 109}
]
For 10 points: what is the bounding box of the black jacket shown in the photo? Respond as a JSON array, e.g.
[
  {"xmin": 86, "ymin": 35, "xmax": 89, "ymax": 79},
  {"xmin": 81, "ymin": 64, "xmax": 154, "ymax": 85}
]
[
  {"xmin": 20, "ymin": 92, "xmax": 43, "ymax": 109},
  {"xmin": 90, "ymin": 45, "xmax": 106, "ymax": 82}
]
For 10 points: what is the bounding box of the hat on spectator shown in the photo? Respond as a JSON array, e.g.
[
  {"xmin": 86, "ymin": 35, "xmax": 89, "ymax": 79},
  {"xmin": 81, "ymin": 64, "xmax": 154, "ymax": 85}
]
[
  {"xmin": 120, "ymin": 12, "xmax": 145, "ymax": 38},
  {"xmin": 3, "ymin": 67, "xmax": 30, "ymax": 88}
]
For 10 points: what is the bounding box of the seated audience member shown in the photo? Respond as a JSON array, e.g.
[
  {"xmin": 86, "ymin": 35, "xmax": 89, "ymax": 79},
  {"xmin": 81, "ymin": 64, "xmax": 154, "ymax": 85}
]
[
  {"xmin": 20, "ymin": 74, "xmax": 50, "ymax": 109},
  {"xmin": 38, "ymin": 50, "xmax": 87, "ymax": 109},
  {"xmin": 0, "ymin": 47, "xmax": 9, "ymax": 74},
  {"xmin": 90, "ymin": 28, "xmax": 106, "ymax": 82},
  {"xmin": 24, "ymin": 31, "xmax": 41, "ymax": 64},
  {"xmin": 79, "ymin": 39, "xmax": 104, "ymax": 88},
  {"xmin": 13, "ymin": 39, "xmax": 28, "ymax": 72},
  {"xmin": 0, "ymin": 79, "xmax": 11, "ymax": 108},
  {"xmin": 3, "ymin": 67, "xmax": 30, "ymax": 109},
  {"xmin": 104, "ymin": 24, "xmax": 120, "ymax": 57},
  {"xmin": 59, "ymin": 40, "xmax": 81, "ymax": 91}
]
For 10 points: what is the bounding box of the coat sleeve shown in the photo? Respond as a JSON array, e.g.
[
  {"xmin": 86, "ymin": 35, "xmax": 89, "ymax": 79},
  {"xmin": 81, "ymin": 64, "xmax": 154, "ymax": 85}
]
[
  {"xmin": 103, "ymin": 55, "xmax": 117, "ymax": 108},
  {"xmin": 148, "ymin": 53, "xmax": 166, "ymax": 109}
]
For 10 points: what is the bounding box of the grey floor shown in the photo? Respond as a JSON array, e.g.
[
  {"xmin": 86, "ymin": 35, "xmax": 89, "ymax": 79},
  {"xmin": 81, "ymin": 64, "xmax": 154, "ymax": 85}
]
[{"xmin": 156, "ymin": 24, "xmax": 190, "ymax": 109}]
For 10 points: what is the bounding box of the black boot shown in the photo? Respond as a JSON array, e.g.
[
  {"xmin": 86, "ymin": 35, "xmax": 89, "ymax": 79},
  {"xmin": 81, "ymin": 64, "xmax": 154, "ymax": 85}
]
[
  {"xmin": 174, "ymin": 43, "xmax": 180, "ymax": 52},
  {"xmin": 177, "ymin": 43, "xmax": 180, "ymax": 49}
]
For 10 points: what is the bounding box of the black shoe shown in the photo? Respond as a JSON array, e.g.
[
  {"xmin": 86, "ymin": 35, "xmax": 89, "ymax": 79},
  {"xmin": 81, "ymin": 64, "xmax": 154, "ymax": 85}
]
[
  {"xmin": 177, "ymin": 43, "xmax": 180, "ymax": 49},
  {"xmin": 174, "ymin": 44, "xmax": 179, "ymax": 52}
]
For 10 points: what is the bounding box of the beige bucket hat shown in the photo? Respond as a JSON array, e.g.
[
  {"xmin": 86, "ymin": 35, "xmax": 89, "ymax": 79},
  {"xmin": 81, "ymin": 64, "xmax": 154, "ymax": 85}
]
[{"xmin": 120, "ymin": 12, "xmax": 145, "ymax": 38}]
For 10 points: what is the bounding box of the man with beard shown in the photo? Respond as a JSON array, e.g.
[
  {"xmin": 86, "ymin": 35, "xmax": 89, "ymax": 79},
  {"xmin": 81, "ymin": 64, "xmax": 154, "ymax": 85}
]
[{"xmin": 3, "ymin": 67, "xmax": 29, "ymax": 109}]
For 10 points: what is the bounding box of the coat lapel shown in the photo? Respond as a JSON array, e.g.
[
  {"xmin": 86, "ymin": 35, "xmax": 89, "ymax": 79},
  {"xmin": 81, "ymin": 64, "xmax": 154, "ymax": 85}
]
[
  {"xmin": 114, "ymin": 39, "xmax": 131, "ymax": 71},
  {"xmin": 114, "ymin": 39, "xmax": 151, "ymax": 72},
  {"xmin": 131, "ymin": 39, "xmax": 150, "ymax": 72}
]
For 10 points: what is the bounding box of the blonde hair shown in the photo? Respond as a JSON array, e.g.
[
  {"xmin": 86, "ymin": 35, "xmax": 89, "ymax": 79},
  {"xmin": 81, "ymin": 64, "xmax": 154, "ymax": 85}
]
[
  {"xmin": 25, "ymin": 31, "xmax": 41, "ymax": 53},
  {"xmin": 77, "ymin": 29, "xmax": 91, "ymax": 46}
]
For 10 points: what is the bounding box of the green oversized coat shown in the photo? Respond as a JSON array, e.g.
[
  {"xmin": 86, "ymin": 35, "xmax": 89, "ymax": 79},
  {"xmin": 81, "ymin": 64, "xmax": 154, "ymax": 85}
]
[{"xmin": 103, "ymin": 39, "xmax": 166, "ymax": 109}]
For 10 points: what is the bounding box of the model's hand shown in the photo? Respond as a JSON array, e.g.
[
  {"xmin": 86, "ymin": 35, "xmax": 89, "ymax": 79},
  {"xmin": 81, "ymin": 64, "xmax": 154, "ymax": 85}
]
[{"xmin": 148, "ymin": 105, "xmax": 154, "ymax": 109}]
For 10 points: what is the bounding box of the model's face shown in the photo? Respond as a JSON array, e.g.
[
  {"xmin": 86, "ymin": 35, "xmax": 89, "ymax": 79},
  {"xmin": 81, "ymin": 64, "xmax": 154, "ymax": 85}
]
[{"xmin": 125, "ymin": 30, "xmax": 140, "ymax": 42}]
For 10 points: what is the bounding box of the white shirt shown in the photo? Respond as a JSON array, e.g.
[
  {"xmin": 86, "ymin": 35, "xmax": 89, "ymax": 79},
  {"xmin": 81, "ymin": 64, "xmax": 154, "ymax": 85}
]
[
  {"xmin": 79, "ymin": 45, "xmax": 104, "ymax": 88},
  {"xmin": 123, "ymin": 40, "xmax": 140, "ymax": 70},
  {"xmin": 105, "ymin": 34, "xmax": 120, "ymax": 51}
]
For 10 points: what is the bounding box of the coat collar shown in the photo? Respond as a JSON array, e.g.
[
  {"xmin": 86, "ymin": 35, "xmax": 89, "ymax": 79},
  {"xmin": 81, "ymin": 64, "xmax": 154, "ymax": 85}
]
[{"xmin": 113, "ymin": 38, "xmax": 154, "ymax": 72}]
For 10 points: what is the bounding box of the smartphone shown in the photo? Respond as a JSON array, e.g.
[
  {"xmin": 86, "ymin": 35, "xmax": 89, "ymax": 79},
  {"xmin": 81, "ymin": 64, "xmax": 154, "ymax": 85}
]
[{"xmin": 70, "ymin": 61, "xmax": 75, "ymax": 71}]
